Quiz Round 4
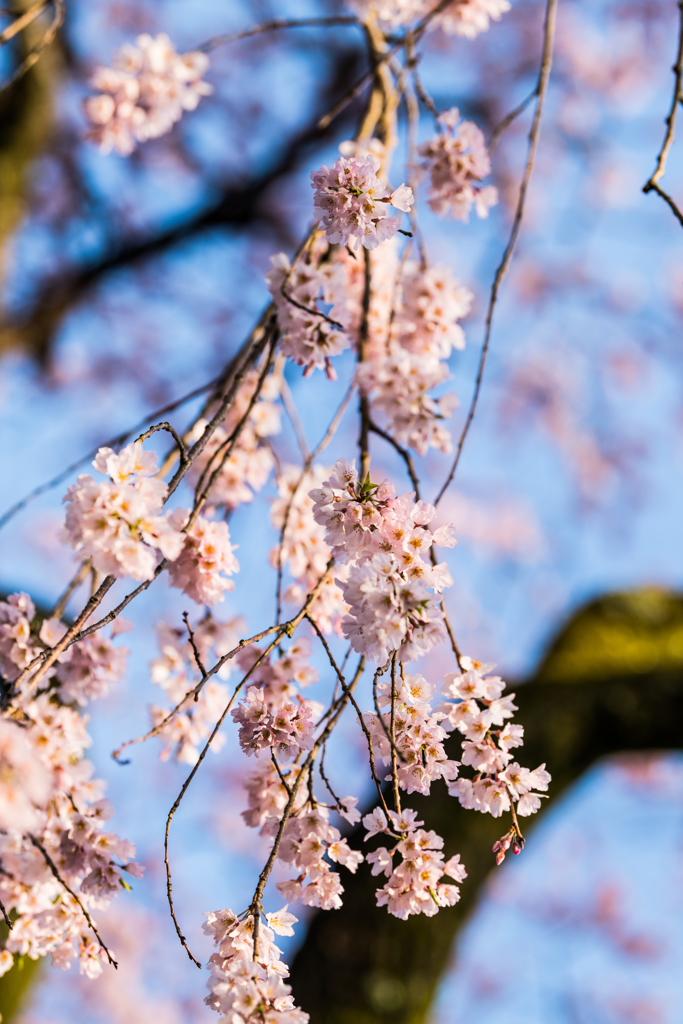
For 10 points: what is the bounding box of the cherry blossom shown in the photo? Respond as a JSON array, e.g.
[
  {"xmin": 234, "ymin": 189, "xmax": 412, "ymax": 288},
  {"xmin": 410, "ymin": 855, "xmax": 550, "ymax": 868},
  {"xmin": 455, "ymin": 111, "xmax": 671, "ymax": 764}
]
[
  {"xmin": 0, "ymin": 596, "xmax": 141, "ymax": 978},
  {"xmin": 362, "ymin": 807, "xmax": 466, "ymax": 919},
  {"xmin": 270, "ymin": 464, "xmax": 348, "ymax": 633},
  {"xmin": 311, "ymin": 154, "xmax": 413, "ymax": 250},
  {"xmin": 310, "ymin": 460, "xmax": 455, "ymax": 663},
  {"xmin": 85, "ymin": 34, "xmax": 212, "ymax": 155},
  {"xmin": 347, "ymin": 0, "xmax": 510, "ymax": 37},
  {"xmin": 266, "ymin": 254, "xmax": 350, "ymax": 378},
  {"xmin": 187, "ymin": 370, "xmax": 281, "ymax": 511},
  {"xmin": 204, "ymin": 908, "xmax": 308, "ymax": 1023},
  {"xmin": 62, "ymin": 442, "xmax": 184, "ymax": 582},
  {"xmin": 167, "ymin": 511, "xmax": 240, "ymax": 606},
  {"xmin": 150, "ymin": 614, "xmax": 244, "ymax": 765},
  {"xmin": 418, "ymin": 108, "xmax": 498, "ymax": 222},
  {"xmin": 437, "ymin": 657, "xmax": 551, "ymax": 832}
]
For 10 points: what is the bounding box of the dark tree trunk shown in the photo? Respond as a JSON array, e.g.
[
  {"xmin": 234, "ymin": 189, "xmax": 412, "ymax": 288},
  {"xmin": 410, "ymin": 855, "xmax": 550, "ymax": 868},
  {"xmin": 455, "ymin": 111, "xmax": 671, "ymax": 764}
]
[{"xmin": 289, "ymin": 589, "xmax": 683, "ymax": 1024}]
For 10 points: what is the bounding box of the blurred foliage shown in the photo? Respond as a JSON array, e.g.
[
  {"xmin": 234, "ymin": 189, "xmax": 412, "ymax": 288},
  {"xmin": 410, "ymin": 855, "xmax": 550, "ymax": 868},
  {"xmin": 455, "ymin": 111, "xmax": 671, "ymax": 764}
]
[
  {"xmin": 0, "ymin": 1, "xmax": 58, "ymax": 358},
  {"xmin": 0, "ymin": 919, "xmax": 41, "ymax": 1024},
  {"xmin": 290, "ymin": 588, "xmax": 683, "ymax": 1024}
]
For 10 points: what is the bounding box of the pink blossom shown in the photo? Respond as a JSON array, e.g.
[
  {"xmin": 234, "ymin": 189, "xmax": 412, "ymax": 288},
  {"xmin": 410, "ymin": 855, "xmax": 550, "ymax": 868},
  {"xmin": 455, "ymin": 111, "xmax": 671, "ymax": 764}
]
[
  {"xmin": 85, "ymin": 34, "xmax": 212, "ymax": 155},
  {"xmin": 311, "ymin": 155, "xmax": 412, "ymax": 250},
  {"xmin": 418, "ymin": 108, "xmax": 498, "ymax": 222},
  {"xmin": 167, "ymin": 511, "xmax": 239, "ymax": 606}
]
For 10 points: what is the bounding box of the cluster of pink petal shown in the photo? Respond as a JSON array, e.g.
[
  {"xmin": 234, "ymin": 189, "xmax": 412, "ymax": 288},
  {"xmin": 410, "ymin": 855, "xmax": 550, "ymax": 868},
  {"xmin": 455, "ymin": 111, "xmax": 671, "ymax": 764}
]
[
  {"xmin": 84, "ymin": 34, "xmax": 211, "ymax": 156},
  {"xmin": 275, "ymin": 802, "xmax": 363, "ymax": 911},
  {"xmin": 231, "ymin": 639, "xmax": 320, "ymax": 763},
  {"xmin": 357, "ymin": 350, "xmax": 460, "ymax": 455},
  {"xmin": 0, "ymin": 594, "xmax": 141, "ymax": 978},
  {"xmin": 203, "ymin": 907, "xmax": 307, "ymax": 1024},
  {"xmin": 167, "ymin": 510, "xmax": 240, "ymax": 606},
  {"xmin": 266, "ymin": 254, "xmax": 350, "ymax": 378},
  {"xmin": 364, "ymin": 672, "xmax": 459, "ymax": 795},
  {"xmin": 62, "ymin": 442, "xmax": 184, "ymax": 582},
  {"xmin": 270, "ymin": 465, "xmax": 348, "ymax": 634},
  {"xmin": 310, "ymin": 460, "xmax": 456, "ymax": 664},
  {"xmin": 240, "ymin": 760, "xmax": 362, "ymax": 912},
  {"xmin": 187, "ymin": 371, "xmax": 281, "ymax": 511},
  {"xmin": 437, "ymin": 657, "xmax": 551, "ymax": 818},
  {"xmin": 0, "ymin": 591, "xmax": 38, "ymax": 680},
  {"xmin": 150, "ymin": 614, "xmax": 244, "ymax": 765},
  {"xmin": 363, "ymin": 807, "xmax": 466, "ymax": 919},
  {"xmin": 418, "ymin": 107, "xmax": 498, "ymax": 222},
  {"xmin": 347, "ymin": 0, "xmax": 509, "ymax": 38},
  {"xmin": 332, "ymin": 240, "xmax": 472, "ymax": 454},
  {"xmin": 40, "ymin": 617, "xmax": 129, "ymax": 707},
  {"xmin": 311, "ymin": 154, "xmax": 413, "ymax": 250}
]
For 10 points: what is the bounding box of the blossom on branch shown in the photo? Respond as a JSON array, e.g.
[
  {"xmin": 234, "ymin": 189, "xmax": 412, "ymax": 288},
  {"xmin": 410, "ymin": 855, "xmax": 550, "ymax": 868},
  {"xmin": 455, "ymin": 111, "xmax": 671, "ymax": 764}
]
[
  {"xmin": 418, "ymin": 108, "xmax": 498, "ymax": 222},
  {"xmin": 266, "ymin": 254, "xmax": 350, "ymax": 378},
  {"xmin": 85, "ymin": 34, "xmax": 212, "ymax": 155},
  {"xmin": 311, "ymin": 154, "xmax": 413, "ymax": 250},
  {"xmin": 310, "ymin": 460, "xmax": 455, "ymax": 664},
  {"xmin": 62, "ymin": 442, "xmax": 184, "ymax": 582},
  {"xmin": 347, "ymin": 0, "xmax": 509, "ymax": 37},
  {"xmin": 204, "ymin": 908, "xmax": 308, "ymax": 1023},
  {"xmin": 168, "ymin": 511, "xmax": 240, "ymax": 606},
  {"xmin": 0, "ymin": 596, "xmax": 140, "ymax": 978}
]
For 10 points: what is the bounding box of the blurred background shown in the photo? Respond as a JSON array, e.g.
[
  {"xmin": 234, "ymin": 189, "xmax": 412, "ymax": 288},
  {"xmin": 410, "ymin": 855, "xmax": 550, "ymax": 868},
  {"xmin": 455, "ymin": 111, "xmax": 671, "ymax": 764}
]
[{"xmin": 1, "ymin": 0, "xmax": 683, "ymax": 1021}]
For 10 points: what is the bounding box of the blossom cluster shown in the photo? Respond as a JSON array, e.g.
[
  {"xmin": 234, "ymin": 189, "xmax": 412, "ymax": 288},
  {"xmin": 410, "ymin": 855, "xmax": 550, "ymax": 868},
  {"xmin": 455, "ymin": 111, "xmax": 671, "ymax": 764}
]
[
  {"xmin": 310, "ymin": 459, "xmax": 456, "ymax": 664},
  {"xmin": 347, "ymin": 0, "xmax": 510, "ymax": 38},
  {"xmin": 362, "ymin": 807, "xmax": 466, "ymax": 919},
  {"xmin": 266, "ymin": 254, "xmax": 350, "ymax": 378},
  {"xmin": 270, "ymin": 229, "xmax": 472, "ymax": 453},
  {"xmin": 364, "ymin": 671, "xmax": 460, "ymax": 795},
  {"xmin": 204, "ymin": 907, "xmax": 308, "ymax": 1024},
  {"xmin": 150, "ymin": 614, "xmax": 244, "ymax": 765},
  {"xmin": 62, "ymin": 442, "xmax": 184, "ymax": 582},
  {"xmin": 438, "ymin": 657, "xmax": 551, "ymax": 836},
  {"xmin": 231, "ymin": 639, "xmax": 320, "ymax": 762},
  {"xmin": 62, "ymin": 441, "xmax": 240, "ymax": 602},
  {"xmin": 85, "ymin": 33, "xmax": 211, "ymax": 155},
  {"xmin": 40, "ymin": 617, "xmax": 129, "ymax": 707},
  {"xmin": 311, "ymin": 154, "xmax": 413, "ymax": 250},
  {"xmin": 0, "ymin": 595, "xmax": 140, "ymax": 979},
  {"xmin": 270, "ymin": 464, "xmax": 348, "ymax": 633},
  {"xmin": 187, "ymin": 370, "xmax": 281, "ymax": 511},
  {"xmin": 167, "ymin": 510, "xmax": 239, "ymax": 606},
  {"xmin": 418, "ymin": 107, "xmax": 498, "ymax": 222}
]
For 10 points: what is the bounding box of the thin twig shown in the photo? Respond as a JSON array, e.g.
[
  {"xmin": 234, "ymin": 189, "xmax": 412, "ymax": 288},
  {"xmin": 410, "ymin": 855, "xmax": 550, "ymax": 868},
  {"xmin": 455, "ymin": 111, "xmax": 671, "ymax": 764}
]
[
  {"xmin": 113, "ymin": 564, "xmax": 333, "ymax": 762},
  {"xmin": 0, "ymin": 896, "xmax": 12, "ymax": 930},
  {"xmin": 163, "ymin": 564, "xmax": 335, "ymax": 963},
  {"xmin": 390, "ymin": 653, "xmax": 402, "ymax": 815},
  {"xmin": 274, "ymin": 384, "xmax": 353, "ymax": 625},
  {"xmin": 280, "ymin": 376, "xmax": 309, "ymax": 461},
  {"xmin": 0, "ymin": 376, "xmax": 220, "ymax": 532},
  {"xmin": 249, "ymin": 656, "xmax": 365, "ymax": 959},
  {"xmin": 1, "ymin": 0, "xmax": 63, "ymax": 93},
  {"xmin": 434, "ymin": 0, "xmax": 558, "ymax": 507},
  {"xmin": 0, "ymin": 0, "xmax": 48, "ymax": 45},
  {"xmin": 642, "ymin": 0, "xmax": 683, "ymax": 225},
  {"xmin": 136, "ymin": 422, "xmax": 188, "ymax": 469},
  {"xmin": 182, "ymin": 612, "xmax": 208, "ymax": 682},
  {"xmin": 306, "ymin": 614, "xmax": 391, "ymax": 816},
  {"xmin": 317, "ymin": 0, "xmax": 453, "ymax": 131},
  {"xmin": 368, "ymin": 419, "xmax": 420, "ymax": 497},
  {"xmin": 50, "ymin": 558, "xmax": 92, "ymax": 620},
  {"xmin": 197, "ymin": 16, "xmax": 359, "ymax": 53},
  {"xmin": 28, "ymin": 834, "xmax": 118, "ymax": 968},
  {"xmin": 488, "ymin": 86, "xmax": 539, "ymax": 152}
]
